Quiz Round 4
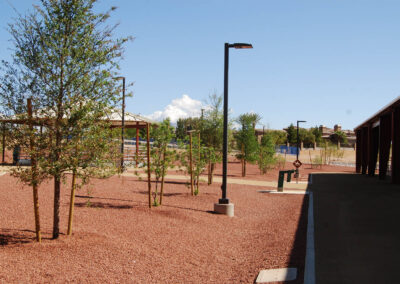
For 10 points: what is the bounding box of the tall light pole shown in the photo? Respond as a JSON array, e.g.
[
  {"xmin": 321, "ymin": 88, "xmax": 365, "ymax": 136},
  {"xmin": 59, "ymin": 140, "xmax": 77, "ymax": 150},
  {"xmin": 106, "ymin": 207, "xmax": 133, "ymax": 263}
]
[
  {"xmin": 296, "ymin": 120, "xmax": 306, "ymax": 161},
  {"xmin": 114, "ymin": 76, "xmax": 126, "ymax": 170},
  {"xmin": 218, "ymin": 42, "xmax": 253, "ymax": 210}
]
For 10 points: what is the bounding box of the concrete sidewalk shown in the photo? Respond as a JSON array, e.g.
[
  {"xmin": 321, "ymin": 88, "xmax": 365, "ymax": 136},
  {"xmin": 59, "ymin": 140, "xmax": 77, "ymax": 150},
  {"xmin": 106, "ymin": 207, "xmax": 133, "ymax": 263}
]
[
  {"xmin": 122, "ymin": 171, "xmax": 308, "ymax": 190},
  {"xmin": 309, "ymin": 173, "xmax": 400, "ymax": 284}
]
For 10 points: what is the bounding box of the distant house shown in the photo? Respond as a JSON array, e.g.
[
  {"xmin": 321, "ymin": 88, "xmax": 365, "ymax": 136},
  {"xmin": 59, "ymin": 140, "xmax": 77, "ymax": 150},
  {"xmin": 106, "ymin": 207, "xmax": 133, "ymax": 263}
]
[{"xmin": 319, "ymin": 124, "xmax": 356, "ymax": 146}]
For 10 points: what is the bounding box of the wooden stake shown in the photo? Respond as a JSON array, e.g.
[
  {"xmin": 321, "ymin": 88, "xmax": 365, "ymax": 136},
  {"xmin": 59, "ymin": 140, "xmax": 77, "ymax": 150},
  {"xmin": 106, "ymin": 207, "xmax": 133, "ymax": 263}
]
[
  {"xmin": 208, "ymin": 148, "xmax": 212, "ymax": 185},
  {"xmin": 241, "ymin": 143, "xmax": 245, "ymax": 177},
  {"xmin": 147, "ymin": 123, "xmax": 152, "ymax": 208},
  {"xmin": 189, "ymin": 132, "xmax": 194, "ymax": 195},
  {"xmin": 160, "ymin": 149, "xmax": 166, "ymax": 205},
  {"xmin": 197, "ymin": 132, "xmax": 200, "ymax": 191},
  {"xmin": 28, "ymin": 98, "xmax": 41, "ymax": 243},
  {"xmin": 67, "ymin": 170, "xmax": 77, "ymax": 235}
]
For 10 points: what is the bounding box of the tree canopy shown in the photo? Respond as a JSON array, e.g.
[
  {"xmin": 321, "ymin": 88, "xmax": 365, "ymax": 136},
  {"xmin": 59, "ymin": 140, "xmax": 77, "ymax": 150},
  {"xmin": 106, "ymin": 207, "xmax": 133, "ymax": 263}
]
[{"xmin": 0, "ymin": 0, "xmax": 132, "ymax": 239}]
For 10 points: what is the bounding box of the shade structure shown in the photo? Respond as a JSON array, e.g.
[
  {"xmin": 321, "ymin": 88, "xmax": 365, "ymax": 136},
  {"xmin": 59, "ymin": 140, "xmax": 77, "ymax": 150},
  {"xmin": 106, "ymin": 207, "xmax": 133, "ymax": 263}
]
[{"xmin": 354, "ymin": 96, "xmax": 400, "ymax": 184}]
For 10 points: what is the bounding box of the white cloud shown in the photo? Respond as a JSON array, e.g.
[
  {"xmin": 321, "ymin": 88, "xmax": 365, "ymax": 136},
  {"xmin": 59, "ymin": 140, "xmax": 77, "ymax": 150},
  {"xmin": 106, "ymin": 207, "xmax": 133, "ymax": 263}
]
[{"xmin": 146, "ymin": 94, "xmax": 204, "ymax": 124}]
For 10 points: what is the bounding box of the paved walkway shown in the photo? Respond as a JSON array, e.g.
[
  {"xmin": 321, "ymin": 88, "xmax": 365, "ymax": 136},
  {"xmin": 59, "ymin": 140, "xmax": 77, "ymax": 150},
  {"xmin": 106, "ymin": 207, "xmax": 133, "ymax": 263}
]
[
  {"xmin": 122, "ymin": 172, "xmax": 308, "ymax": 190},
  {"xmin": 309, "ymin": 173, "xmax": 400, "ymax": 284}
]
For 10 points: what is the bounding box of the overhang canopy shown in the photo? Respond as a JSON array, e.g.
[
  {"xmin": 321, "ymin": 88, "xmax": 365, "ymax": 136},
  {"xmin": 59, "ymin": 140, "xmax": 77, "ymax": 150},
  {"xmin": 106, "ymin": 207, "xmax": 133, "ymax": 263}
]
[{"xmin": 355, "ymin": 96, "xmax": 400, "ymax": 130}]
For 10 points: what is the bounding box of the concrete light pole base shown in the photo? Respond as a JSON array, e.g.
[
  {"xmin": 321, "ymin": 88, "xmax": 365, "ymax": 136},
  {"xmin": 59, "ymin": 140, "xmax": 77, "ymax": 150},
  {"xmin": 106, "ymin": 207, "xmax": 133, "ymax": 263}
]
[{"xmin": 214, "ymin": 203, "xmax": 234, "ymax": 217}]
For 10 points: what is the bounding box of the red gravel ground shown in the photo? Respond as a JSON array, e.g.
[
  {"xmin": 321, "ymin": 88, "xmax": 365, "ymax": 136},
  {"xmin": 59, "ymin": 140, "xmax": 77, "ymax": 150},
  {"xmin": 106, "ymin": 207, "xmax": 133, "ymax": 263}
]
[{"xmin": 0, "ymin": 158, "xmax": 351, "ymax": 283}]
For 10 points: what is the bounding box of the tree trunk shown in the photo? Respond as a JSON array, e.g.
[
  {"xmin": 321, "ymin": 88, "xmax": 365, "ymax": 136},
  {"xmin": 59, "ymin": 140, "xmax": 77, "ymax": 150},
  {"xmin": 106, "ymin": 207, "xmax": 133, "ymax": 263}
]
[
  {"xmin": 53, "ymin": 175, "xmax": 61, "ymax": 239},
  {"xmin": 244, "ymin": 160, "xmax": 247, "ymax": 177},
  {"xmin": 52, "ymin": 125, "xmax": 62, "ymax": 239},
  {"xmin": 28, "ymin": 99, "xmax": 41, "ymax": 242},
  {"xmin": 67, "ymin": 170, "xmax": 77, "ymax": 236}
]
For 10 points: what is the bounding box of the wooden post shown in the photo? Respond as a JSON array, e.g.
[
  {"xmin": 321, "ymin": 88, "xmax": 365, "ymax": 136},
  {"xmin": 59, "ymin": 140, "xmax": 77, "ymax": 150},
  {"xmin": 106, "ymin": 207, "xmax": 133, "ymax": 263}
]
[
  {"xmin": 159, "ymin": 124, "xmax": 169, "ymax": 205},
  {"xmin": 379, "ymin": 115, "xmax": 391, "ymax": 179},
  {"xmin": 361, "ymin": 127, "xmax": 369, "ymax": 174},
  {"xmin": 355, "ymin": 129, "xmax": 362, "ymax": 173},
  {"xmin": 67, "ymin": 170, "xmax": 77, "ymax": 235},
  {"xmin": 147, "ymin": 123, "xmax": 152, "ymax": 207},
  {"xmin": 391, "ymin": 108, "xmax": 400, "ymax": 184},
  {"xmin": 28, "ymin": 98, "xmax": 41, "ymax": 243},
  {"xmin": 189, "ymin": 132, "xmax": 194, "ymax": 196},
  {"xmin": 2, "ymin": 123, "xmax": 5, "ymax": 164},
  {"xmin": 160, "ymin": 150, "xmax": 166, "ymax": 205},
  {"xmin": 136, "ymin": 122, "xmax": 139, "ymax": 166},
  {"xmin": 368, "ymin": 125, "xmax": 379, "ymax": 176},
  {"xmin": 241, "ymin": 143, "xmax": 245, "ymax": 177},
  {"xmin": 208, "ymin": 148, "xmax": 212, "ymax": 185},
  {"xmin": 197, "ymin": 132, "xmax": 200, "ymax": 191}
]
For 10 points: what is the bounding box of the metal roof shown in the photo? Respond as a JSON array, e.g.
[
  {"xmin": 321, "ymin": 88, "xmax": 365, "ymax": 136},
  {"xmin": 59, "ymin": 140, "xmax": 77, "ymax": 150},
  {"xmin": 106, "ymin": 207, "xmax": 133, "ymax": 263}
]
[{"xmin": 354, "ymin": 96, "xmax": 400, "ymax": 131}]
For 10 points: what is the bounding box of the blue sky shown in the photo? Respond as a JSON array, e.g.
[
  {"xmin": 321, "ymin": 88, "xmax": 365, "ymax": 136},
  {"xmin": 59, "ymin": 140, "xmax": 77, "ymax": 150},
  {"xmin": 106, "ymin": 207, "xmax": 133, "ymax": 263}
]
[{"xmin": 1, "ymin": 0, "xmax": 400, "ymax": 130}]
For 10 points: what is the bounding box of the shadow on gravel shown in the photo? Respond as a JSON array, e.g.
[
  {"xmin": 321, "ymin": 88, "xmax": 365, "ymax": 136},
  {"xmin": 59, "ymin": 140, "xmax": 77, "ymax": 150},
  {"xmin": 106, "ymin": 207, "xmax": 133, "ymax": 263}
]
[
  {"xmin": 74, "ymin": 195, "xmax": 136, "ymax": 203},
  {"xmin": 134, "ymin": 179, "xmax": 190, "ymax": 186},
  {"xmin": 162, "ymin": 204, "xmax": 211, "ymax": 213},
  {"xmin": 74, "ymin": 202, "xmax": 133, "ymax": 209},
  {"xmin": 285, "ymin": 193, "xmax": 309, "ymax": 284},
  {"xmin": 0, "ymin": 229, "xmax": 38, "ymax": 246}
]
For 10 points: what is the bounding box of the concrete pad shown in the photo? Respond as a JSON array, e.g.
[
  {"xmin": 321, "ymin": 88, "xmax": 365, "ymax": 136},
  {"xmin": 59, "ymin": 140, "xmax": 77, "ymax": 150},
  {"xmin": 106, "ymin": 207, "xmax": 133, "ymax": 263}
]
[
  {"xmin": 257, "ymin": 190, "xmax": 307, "ymax": 195},
  {"xmin": 256, "ymin": 268, "xmax": 297, "ymax": 283},
  {"xmin": 214, "ymin": 203, "xmax": 234, "ymax": 217}
]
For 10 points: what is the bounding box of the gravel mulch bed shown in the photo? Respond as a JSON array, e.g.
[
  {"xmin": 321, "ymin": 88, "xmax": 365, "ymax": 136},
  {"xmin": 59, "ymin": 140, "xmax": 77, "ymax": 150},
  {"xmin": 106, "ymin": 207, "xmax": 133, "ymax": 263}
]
[{"xmin": 0, "ymin": 170, "xmax": 309, "ymax": 283}]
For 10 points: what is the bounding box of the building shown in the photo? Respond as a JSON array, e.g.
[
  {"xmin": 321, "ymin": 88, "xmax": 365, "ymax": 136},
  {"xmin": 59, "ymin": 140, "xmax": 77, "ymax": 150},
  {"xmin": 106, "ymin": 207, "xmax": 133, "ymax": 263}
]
[{"xmin": 319, "ymin": 124, "xmax": 356, "ymax": 147}]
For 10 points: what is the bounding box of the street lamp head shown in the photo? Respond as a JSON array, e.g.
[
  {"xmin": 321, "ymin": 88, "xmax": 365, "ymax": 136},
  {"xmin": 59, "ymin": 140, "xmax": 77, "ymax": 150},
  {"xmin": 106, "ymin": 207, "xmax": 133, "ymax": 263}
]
[
  {"xmin": 113, "ymin": 76, "xmax": 125, "ymax": 81},
  {"xmin": 231, "ymin": 43, "xmax": 253, "ymax": 49},
  {"xmin": 297, "ymin": 120, "xmax": 306, "ymax": 123}
]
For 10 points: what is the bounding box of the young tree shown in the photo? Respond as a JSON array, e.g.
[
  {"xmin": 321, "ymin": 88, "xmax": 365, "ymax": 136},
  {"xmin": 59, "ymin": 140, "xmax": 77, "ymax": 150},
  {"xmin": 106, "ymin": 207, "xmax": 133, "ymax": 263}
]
[
  {"xmin": 179, "ymin": 132, "xmax": 207, "ymax": 195},
  {"xmin": 258, "ymin": 132, "xmax": 276, "ymax": 174},
  {"xmin": 146, "ymin": 119, "xmax": 176, "ymax": 206},
  {"xmin": 175, "ymin": 118, "xmax": 186, "ymax": 140},
  {"xmin": 286, "ymin": 124, "xmax": 297, "ymax": 145},
  {"xmin": 299, "ymin": 128, "xmax": 315, "ymax": 148},
  {"xmin": 267, "ymin": 130, "xmax": 287, "ymax": 145},
  {"xmin": 64, "ymin": 100, "xmax": 120, "ymax": 235},
  {"xmin": 200, "ymin": 93, "xmax": 224, "ymax": 184},
  {"xmin": 235, "ymin": 113, "xmax": 260, "ymax": 177},
  {"xmin": 310, "ymin": 126, "xmax": 323, "ymax": 145},
  {"xmin": 0, "ymin": 0, "xmax": 131, "ymax": 239},
  {"xmin": 331, "ymin": 130, "xmax": 348, "ymax": 145}
]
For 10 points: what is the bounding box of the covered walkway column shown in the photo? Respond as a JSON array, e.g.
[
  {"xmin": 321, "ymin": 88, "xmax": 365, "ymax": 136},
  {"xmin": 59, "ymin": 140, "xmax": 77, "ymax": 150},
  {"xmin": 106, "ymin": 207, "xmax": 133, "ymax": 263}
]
[
  {"xmin": 361, "ymin": 127, "xmax": 369, "ymax": 175},
  {"xmin": 392, "ymin": 107, "xmax": 400, "ymax": 184},
  {"xmin": 379, "ymin": 114, "xmax": 391, "ymax": 180},
  {"xmin": 368, "ymin": 125, "xmax": 379, "ymax": 176},
  {"xmin": 356, "ymin": 129, "xmax": 362, "ymax": 173}
]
